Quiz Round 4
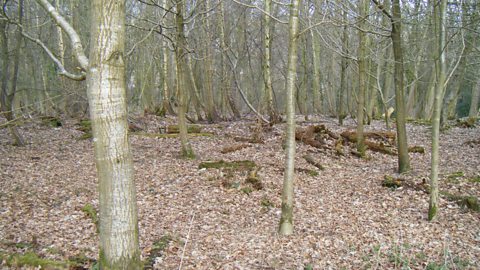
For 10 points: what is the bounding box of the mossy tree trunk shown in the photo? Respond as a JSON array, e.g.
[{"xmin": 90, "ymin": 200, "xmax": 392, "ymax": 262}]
[
  {"xmin": 279, "ymin": 0, "xmax": 301, "ymax": 236},
  {"xmin": 429, "ymin": 0, "xmax": 447, "ymax": 221}
]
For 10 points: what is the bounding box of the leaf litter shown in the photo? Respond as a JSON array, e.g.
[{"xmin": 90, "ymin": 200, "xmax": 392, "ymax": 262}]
[{"xmin": 0, "ymin": 115, "xmax": 479, "ymax": 269}]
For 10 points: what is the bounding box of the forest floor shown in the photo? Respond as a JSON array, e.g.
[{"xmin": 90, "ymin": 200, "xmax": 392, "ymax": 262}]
[{"xmin": 0, "ymin": 114, "xmax": 479, "ymax": 270}]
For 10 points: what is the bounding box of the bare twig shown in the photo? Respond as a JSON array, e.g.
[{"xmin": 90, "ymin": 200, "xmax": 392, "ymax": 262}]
[{"xmin": 178, "ymin": 210, "xmax": 195, "ymax": 270}]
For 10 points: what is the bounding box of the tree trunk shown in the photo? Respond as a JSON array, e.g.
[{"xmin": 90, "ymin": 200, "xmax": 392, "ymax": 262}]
[
  {"xmin": 175, "ymin": 0, "xmax": 195, "ymax": 158},
  {"xmin": 338, "ymin": 8, "xmax": 348, "ymax": 125},
  {"xmin": 87, "ymin": 1, "xmax": 141, "ymax": 268},
  {"xmin": 203, "ymin": 0, "xmax": 220, "ymax": 123},
  {"xmin": 469, "ymin": 77, "xmax": 480, "ymax": 117},
  {"xmin": 279, "ymin": 0, "xmax": 301, "ymax": 236},
  {"xmin": 0, "ymin": 0, "xmax": 26, "ymax": 146},
  {"xmin": 391, "ymin": 0, "xmax": 411, "ymax": 173},
  {"xmin": 429, "ymin": 0, "xmax": 447, "ymax": 221},
  {"xmin": 263, "ymin": 0, "xmax": 280, "ymax": 123},
  {"xmin": 356, "ymin": 0, "xmax": 368, "ymax": 156}
]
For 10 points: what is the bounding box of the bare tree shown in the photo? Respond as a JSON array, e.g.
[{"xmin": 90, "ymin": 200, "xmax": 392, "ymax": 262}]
[
  {"xmin": 34, "ymin": 0, "xmax": 141, "ymax": 267},
  {"xmin": 279, "ymin": 0, "xmax": 301, "ymax": 236}
]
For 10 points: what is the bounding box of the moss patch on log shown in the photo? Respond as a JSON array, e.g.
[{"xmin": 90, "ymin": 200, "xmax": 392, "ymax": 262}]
[{"xmin": 165, "ymin": 124, "xmax": 202, "ymax": 134}]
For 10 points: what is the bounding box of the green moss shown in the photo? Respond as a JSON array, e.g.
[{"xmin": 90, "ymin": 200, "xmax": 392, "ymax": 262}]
[
  {"xmin": 467, "ymin": 176, "xmax": 480, "ymax": 183},
  {"xmin": 260, "ymin": 198, "xmax": 274, "ymax": 208},
  {"xmin": 279, "ymin": 203, "xmax": 293, "ymax": 226},
  {"xmin": 382, "ymin": 175, "xmax": 403, "ymax": 189},
  {"xmin": 408, "ymin": 146, "xmax": 425, "ymax": 154},
  {"xmin": 78, "ymin": 119, "xmax": 92, "ymax": 132},
  {"xmin": 428, "ymin": 204, "xmax": 438, "ymax": 221},
  {"xmin": 241, "ymin": 187, "xmax": 253, "ymax": 195},
  {"xmin": 198, "ymin": 160, "xmax": 256, "ymax": 170},
  {"xmin": 245, "ymin": 176, "xmax": 263, "ymax": 190},
  {"xmin": 1, "ymin": 252, "xmax": 69, "ymax": 269},
  {"xmin": 181, "ymin": 147, "xmax": 196, "ymax": 159},
  {"xmin": 78, "ymin": 133, "xmax": 92, "ymax": 140},
  {"xmin": 99, "ymin": 249, "xmax": 143, "ymax": 270},
  {"xmin": 14, "ymin": 242, "xmax": 34, "ymax": 249},
  {"xmin": 81, "ymin": 203, "xmax": 99, "ymax": 232},
  {"xmin": 41, "ymin": 116, "xmax": 62, "ymax": 127},
  {"xmin": 447, "ymin": 171, "xmax": 464, "ymax": 179}
]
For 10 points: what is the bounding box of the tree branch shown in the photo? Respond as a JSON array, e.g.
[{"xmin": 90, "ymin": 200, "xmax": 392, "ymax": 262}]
[{"xmin": 34, "ymin": 0, "xmax": 89, "ymax": 70}]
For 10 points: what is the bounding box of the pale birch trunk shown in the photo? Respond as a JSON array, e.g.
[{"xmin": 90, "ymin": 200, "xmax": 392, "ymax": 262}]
[
  {"xmin": 429, "ymin": 0, "xmax": 447, "ymax": 221},
  {"xmin": 279, "ymin": 0, "xmax": 301, "ymax": 236}
]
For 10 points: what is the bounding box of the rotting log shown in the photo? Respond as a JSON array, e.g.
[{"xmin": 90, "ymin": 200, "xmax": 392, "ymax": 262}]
[
  {"xmin": 341, "ymin": 130, "xmax": 396, "ymax": 143},
  {"xmin": 408, "ymin": 146, "xmax": 425, "ymax": 153},
  {"xmin": 164, "ymin": 124, "xmax": 202, "ymax": 134},
  {"xmin": 295, "ymin": 125, "xmax": 338, "ymax": 149},
  {"xmin": 132, "ymin": 132, "xmax": 213, "ymax": 138}
]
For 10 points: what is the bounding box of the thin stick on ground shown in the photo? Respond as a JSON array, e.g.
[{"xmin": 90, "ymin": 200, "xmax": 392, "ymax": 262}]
[{"xmin": 178, "ymin": 210, "xmax": 195, "ymax": 270}]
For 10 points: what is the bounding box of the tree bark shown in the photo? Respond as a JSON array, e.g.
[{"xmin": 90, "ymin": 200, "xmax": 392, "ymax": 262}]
[
  {"xmin": 263, "ymin": 0, "xmax": 280, "ymax": 123},
  {"xmin": 391, "ymin": 0, "xmax": 411, "ymax": 173},
  {"xmin": 429, "ymin": 0, "xmax": 447, "ymax": 221},
  {"xmin": 175, "ymin": 0, "xmax": 195, "ymax": 158},
  {"xmin": 87, "ymin": 0, "xmax": 141, "ymax": 268},
  {"xmin": 338, "ymin": 8, "xmax": 348, "ymax": 125},
  {"xmin": 279, "ymin": 0, "xmax": 301, "ymax": 236},
  {"xmin": 469, "ymin": 77, "xmax": 480, "ymax": 117},
  {"xmin": 356, "ymin": 0, "xmax": 368, "ymax": 156},
  {"xmin": 0, "ymin": 0, "xmax": 26, "ymax": 146}
]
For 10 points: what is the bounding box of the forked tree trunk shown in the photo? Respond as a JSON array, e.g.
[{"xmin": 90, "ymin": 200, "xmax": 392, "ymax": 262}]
[{"xmin": 279, "ymin": 0, "xmax": 301, "ymax": 236}]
